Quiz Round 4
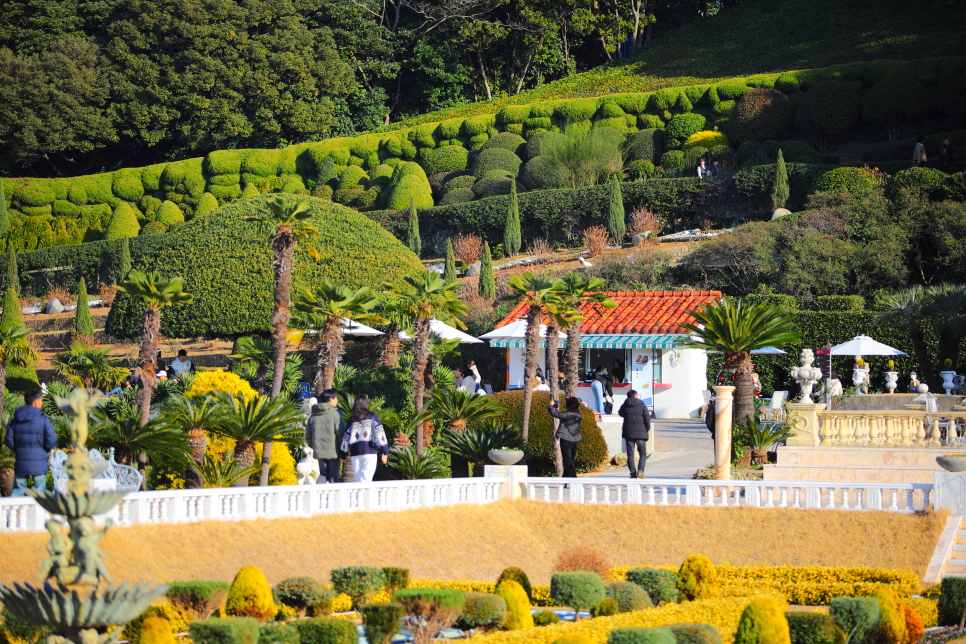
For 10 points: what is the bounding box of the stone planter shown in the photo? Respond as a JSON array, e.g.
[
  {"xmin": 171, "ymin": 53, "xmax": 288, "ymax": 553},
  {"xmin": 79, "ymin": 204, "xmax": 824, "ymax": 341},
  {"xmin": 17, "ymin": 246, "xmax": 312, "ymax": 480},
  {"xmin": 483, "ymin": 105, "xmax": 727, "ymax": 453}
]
[
  {"xmin": 488, "ymin": 449, "xmax": 524, "ymax": 465},
  {"xmin": 884, "ymin": 371, "xmax": 898, "ymax": 394},
  {"xmin": 936, "ymin": 456, "xmax": 966, "ymax": 472},
  {"xmin": 941, "ymin": 371, "xmax": 957, "ymax": 396}
]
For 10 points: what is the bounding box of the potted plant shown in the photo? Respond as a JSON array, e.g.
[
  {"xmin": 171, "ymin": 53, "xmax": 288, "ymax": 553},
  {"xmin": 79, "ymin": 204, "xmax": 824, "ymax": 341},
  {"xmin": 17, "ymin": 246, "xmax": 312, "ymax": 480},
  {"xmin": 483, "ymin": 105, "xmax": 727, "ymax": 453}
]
[
  {"xmin": 941, "ymin": 358, "xmax": 957, "ymax": 396},
  {"xmin": 937, "ymin": 454, "xmax": 966, "ymax": 472},
  {"xmin": 884, "ymin": 359, "xmax": 899, "ymax": 394}
]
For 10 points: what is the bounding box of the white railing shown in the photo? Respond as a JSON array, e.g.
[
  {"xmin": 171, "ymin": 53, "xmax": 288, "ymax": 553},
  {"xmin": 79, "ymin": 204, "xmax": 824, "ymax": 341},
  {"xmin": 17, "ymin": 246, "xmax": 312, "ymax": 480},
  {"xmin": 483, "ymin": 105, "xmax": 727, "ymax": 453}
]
[
  {"xmin": 0, "ymin": 478, "xmax": 502, "ymax": 533},
  {"xmin": 816, "ymin": 410, "xmax": 966, "ymax": 447},
  {"xmin": 522, "ymin": 477, "xmax": 933, "ymax": 513}
]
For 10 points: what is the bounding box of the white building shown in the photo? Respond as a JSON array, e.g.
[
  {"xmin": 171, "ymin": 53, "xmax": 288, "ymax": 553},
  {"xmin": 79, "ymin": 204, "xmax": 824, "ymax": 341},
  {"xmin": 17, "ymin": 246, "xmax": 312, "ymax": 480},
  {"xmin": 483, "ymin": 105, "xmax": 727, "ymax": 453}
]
[{"xmin": 484, "ymin": 290, "xmax": 721, "ymax": 419}]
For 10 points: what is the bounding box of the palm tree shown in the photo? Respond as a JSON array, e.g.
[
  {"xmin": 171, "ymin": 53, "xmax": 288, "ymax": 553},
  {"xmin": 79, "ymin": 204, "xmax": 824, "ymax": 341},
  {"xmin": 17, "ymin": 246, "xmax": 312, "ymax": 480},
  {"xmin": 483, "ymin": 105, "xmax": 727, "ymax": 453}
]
[
  {"xmin": 52, "ymin": 341, "xmax": 127, "ymax": 395},
  {"xmin": 210, "ymin": 391, "xmax": 305, "ymax": 487},
  {"xmin": 429, "ymin": 388, "xmax": 503, "ymax": 433},
  {"xmin": 229, "ymin": 336, "xmax": 274, "ymax": 394},
  {"xmin": 682, "ymin": 297, "xmax": 800, "ymax": 428},
  {"xmin": 556, "ymin": 274, "xmax": 616, "ymax": 399},
  {"xmin": 0, "ymin": 324, "xmax": 38, "ymax": 416},
  {"xmin": 374, "ymin": 295, "xmax": 415, "ymax": 367},
  {"xmin": 876, "ymin": 287, "xmax": 936, "ymax": 389},
  {"xmin": 543, "ymin": 299, "xmax": 584, "ymax": 476},
  {"xmin": 161, "ymin": 395, "xmax": 227, "ymax": 489},
  {"xmin": 200, "ymin": 453, "xmax": 259, "ymax": 488},
  {"xmin": 292, "ymin": 280, "xmax": 381, "ymax": 393},
  {"xmin": 242, "ymin": 196, "xmax": 319, "ymax": 399},
  {"xmin": 506, "ymin": 273, "xmax": 566, "ymax": 444},
  {"xmin": 923, "ymin": 284, "xmax": 966, "ymax": 374},
  {"xmin": 116, "ymin": 271, "xmax": 192, "ymax": 425},
  {"xmin": 390, "ymin": 271, "xmax": 467, "ymax": 455},
  {"xmin": 89, "ymin": 409, "xmax": 193, "ymax": 486}
]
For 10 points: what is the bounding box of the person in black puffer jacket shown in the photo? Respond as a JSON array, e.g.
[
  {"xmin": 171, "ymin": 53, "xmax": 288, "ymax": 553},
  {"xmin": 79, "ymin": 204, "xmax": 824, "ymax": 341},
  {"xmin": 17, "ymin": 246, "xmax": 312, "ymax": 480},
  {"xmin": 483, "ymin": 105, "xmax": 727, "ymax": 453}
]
[
  {"xmin": 549, "ymin": 397, "xmax": 583, "ymax": 478},
  {"xmin": 5, "ymin": 390, "xmax": 56, "ymax": 496},
  {"xmin": 618, "ymin": 390, "xmax": 651, "ymax": 478}
]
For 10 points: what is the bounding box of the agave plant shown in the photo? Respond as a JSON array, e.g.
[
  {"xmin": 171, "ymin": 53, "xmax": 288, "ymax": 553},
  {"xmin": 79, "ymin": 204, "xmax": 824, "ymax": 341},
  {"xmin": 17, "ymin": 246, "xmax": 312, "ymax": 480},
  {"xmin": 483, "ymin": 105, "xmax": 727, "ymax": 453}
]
[
  {"xmin": 438, "ymin": 421, "xmax": 522, "ymax": 476},
  {"xmin": 737, "ymin": 415, "xmax": 796, "ymax": 466},
  {"xmin": 388, "ymin": 446, "xmax": 450, "ymax": 480}
]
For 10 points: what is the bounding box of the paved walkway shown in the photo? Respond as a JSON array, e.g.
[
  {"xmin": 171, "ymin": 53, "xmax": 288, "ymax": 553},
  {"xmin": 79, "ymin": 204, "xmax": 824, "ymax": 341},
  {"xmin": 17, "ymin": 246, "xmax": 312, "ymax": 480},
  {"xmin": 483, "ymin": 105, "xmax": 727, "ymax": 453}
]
[{"xmin": 591, "ymin": 418, "xmax": 714, "ymax": 479}]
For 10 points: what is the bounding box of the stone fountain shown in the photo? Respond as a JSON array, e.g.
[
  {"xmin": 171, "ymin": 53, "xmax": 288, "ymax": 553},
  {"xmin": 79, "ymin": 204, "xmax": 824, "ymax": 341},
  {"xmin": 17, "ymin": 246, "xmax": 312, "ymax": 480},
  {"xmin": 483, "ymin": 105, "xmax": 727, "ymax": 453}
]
[{"xmin": 0, "ymin": 389, "xmax": 166, "ymax": 644}]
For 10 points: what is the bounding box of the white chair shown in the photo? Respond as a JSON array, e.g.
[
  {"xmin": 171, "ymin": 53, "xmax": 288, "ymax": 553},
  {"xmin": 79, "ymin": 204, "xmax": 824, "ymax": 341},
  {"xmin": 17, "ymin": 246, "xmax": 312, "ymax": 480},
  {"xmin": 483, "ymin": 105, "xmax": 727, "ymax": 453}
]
[{"xmin": 763, "ymin": 391, "xmax": 787, "ymax": 423}]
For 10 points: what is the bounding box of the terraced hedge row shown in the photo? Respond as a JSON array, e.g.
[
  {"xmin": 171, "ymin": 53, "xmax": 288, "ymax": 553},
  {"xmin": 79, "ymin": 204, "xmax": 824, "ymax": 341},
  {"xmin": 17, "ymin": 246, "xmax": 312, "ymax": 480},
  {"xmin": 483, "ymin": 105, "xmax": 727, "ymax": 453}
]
[{"xmin": 4, "ymin": 56, "xmax": 963, "ymax": 253}]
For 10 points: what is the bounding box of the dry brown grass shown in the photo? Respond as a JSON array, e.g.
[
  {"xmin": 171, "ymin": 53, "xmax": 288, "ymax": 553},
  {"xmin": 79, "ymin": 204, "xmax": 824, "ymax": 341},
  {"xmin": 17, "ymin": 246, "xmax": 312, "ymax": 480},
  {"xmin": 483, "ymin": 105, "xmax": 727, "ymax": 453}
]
[
  {"xmin": 554, "ymin": 546, "xmax": 612, "ymax": 580},
  {"xmin": 453, "ymin": 233, "xmax": 484, "ymax": 266},
  {"xmin": 0, "ymin": 501, "xmax": 943, "ymax": 586},
  {"xmin": 582, "ymin": 226, "xmax": 611, "ymax": 258},
  {"xmin": 627, "ymin": 208, "xmax": 666, "ymax": 246},
  {"xmin": 47, "ymin": 286, "xmax": 76, "ymax": 305},
  {"xmin": 98, "ymin": 285, "xmax": 118, "ymax": 307}
]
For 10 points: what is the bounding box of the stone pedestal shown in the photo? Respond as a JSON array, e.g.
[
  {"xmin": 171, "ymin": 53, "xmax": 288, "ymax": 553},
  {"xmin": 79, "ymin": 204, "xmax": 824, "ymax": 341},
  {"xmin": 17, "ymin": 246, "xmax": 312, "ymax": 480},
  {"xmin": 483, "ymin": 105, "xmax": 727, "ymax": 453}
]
[
  {"xmin": 484, "ymin": 464, "xmax": 529, "ymax": 500},
  {"xmin": 713, "ymin": 386, "xmax": 735, "ymax": 480},
  {"xmin": 934, "ymin": 471, "xmax": 966, "ymax": 515},
  {"xmin": 785, "ymin": 402, "xmax": 824, "ymax": 446}
]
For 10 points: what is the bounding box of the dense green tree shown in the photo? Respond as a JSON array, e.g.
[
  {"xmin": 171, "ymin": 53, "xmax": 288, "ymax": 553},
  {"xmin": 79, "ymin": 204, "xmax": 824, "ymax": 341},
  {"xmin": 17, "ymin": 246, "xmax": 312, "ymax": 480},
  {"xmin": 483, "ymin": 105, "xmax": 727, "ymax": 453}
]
[
  {"xmin": 444, "ymin": 239, "xmax": 457, "ymax": 284},
  {"xmin": 74, "ymin": 277, "xmax": 95, "ymax": 338},
  {"xmin": 607, "ymin": 175, "xmax": 625, "ymax": 241},
  {"xmin": 478, "ymin": 242, "xmax": 496, "ymax": 300},
  {"xmin": 0, "ymin": 179, "xmax": 8, "ymax": 237},
  {"xmin": 5, "ymin": 247, "xmax": 18, "ymax": 295},
  {"xmin": 407, "ymin": 198, "xmax": 422, "ymax": 257},
  {"xmin": 505, "ymin": 180, "xmax": 522, "ymax": 257},
  {"xmin": 117, "ymin": 236, "xmax": 132, "ymax": 282},
  {"xmin": 771, "ymin": 149, "xmax": 789, "ymax": 211}
]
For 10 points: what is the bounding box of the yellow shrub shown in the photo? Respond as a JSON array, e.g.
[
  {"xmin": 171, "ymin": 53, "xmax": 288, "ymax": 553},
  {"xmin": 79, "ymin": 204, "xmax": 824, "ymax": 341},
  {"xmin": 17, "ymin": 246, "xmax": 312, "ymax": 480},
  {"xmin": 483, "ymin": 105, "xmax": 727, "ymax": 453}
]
[
  {"xmin": 554, "ymin": 637, "xmax": 593, "ymax": 644},
  {"xmin": 186, "ymin": 370, "xmax": 257, "ymax": 401},
  {"xmin": 906, "ymin": 598, "xmax": 937, "ymax": 628},
  {"xmin": 138, "ymin": 618, "xmax": 175, "ymax": 644},
  {"xmin": 410, "ymin": 579, "xmax": 553, "ymax": 606},
  {"xmin": 226, "ymin": 566, "xmax": 276, "ymax": 621},
  {"xmin": 734, "ymin": 597, "xmax": 790, "ymax": 644},
  {"xmin": 872, "ymin": 588, "xmax": 907, "ymax": 644},
  {"xmin": 683, "ymin": 130, "xmax": 731, "ymax": 150},
  {"xmin": 121, "ymin": 602, "xmax": 197, "ymax": 641},
  {"xmin": 497, "ymin": 580, "xmax": 535, "ymax": 630},
  {"xmin": 252, "ymin": 441, "xmax": 298, "ymax": 486},
  {"xmin": 678, "ymin": 555, "xmax": 720, "ymax": 601}
]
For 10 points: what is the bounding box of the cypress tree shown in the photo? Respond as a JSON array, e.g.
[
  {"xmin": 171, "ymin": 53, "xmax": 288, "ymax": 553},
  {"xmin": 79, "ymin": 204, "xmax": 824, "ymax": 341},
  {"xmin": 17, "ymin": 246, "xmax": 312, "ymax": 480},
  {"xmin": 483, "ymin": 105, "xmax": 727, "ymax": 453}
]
[
  {"xmin": 504, "ymin": 180, "xmax": 521, "ymax": 257},
  {"xmin": 74, "ymin": 277, "xmax": 95, "ymax": 338},
  {"xmin": 6, "ymin": 246, "xmax": 18, "ymax": 295},
  {"xmin": 607, "ymin": 175, "xmax": 626, "ymax": 241},
  {"xmin": 444, "ymin": 239, "xmax": 457, "ymax": 284},
  {"xmin": 1, "ymin": 286, "xmax": 38, "ymax": 391},
  {"xmin": 0, "ymin": 178, "xmax": 9, "ymax": 236},
  {"xmin": 407, "ymin": 197, "xmax": 422, "ymax": 257},
  {"xmin": 118, "ymin": 237, "xmax": 132, "ymax": 282},
  {"xmin": 478, "ymin": 241, "xmax": 496, "ymax": 300},
  {"xmin": 772, "ymin": 149, "xmax": 790, "ymax": 211},
  {"xmin": 0, "ymin": 287, "xmax": 23, "ymax": 332}
]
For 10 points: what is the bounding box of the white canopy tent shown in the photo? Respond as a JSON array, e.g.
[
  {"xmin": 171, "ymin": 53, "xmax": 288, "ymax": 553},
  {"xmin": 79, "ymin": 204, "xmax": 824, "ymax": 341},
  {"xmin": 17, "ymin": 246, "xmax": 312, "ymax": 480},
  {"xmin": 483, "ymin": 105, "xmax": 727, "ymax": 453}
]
[
  {"xmin": 478, "ymin": 318, "xmax": 566, "ymax": 341},
  {"xmin": 830, "ymin": 335, "xmax": 906, "ymax": 356},
  {"xmin": 752, "ymin": 347, "xmax": 786, "ymax": 354},
  {"xmin": 399, "ymin": 319, "xmax": 483, "ymax": 344},
  {"xmin": 341, "ymin": 319, "xmax": 384, "ymax": 336}
]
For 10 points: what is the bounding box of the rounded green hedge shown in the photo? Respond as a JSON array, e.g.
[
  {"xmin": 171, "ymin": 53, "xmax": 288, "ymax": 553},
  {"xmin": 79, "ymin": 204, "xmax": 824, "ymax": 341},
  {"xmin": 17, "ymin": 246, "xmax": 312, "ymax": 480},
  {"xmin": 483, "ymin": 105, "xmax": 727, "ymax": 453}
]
[
  {"xmin": 862, "ymin": 76, "xmax": 932, "ymax": 132},
  {"xmin": 520, "ymin": 156, "xmax": 570, "ymax": 191},
  {"xmin": 472, "ymin": 175, "xmax": 513, "ymax": 199},
  {"xmin": 442, "ymin": 175, "xmax": 476, "ymax": 194},
  {"xmin": 471, "ymin": 149, "xmax": 522, "ymax": 180},
  {"xmin": 157, "ymin": 200, "xmax": 185, "ymax": 226},
  {"xmin": 420, "ymin": 146, "xmax": 469, "ymax": 176},
  {"xmin": 665, "ymin": 113, "xmax": 707, "ymax": 148},
  {"xmin": 105, "ymin": 195, "xmax": 423, "ymax": 338},
  {"xmin": 438, "ymin": 188, "xmax": 475, "ymax": 205},
  {"xmin": 888, "ymin": 166, "xmax": 945, "ymax": 199},
  {"xmin": 589, "ymin": 126, "xmax": 626, "ymax": 150},
  {"xmin": 525, "ymin": 131, "xmax": 566, "ymax": 160},
  {"xmin": 626, "ymin": 160, "xmax": 656, "ymax": 181},
  {"xmin": 816, "ymin": 167, "xmax": 881, "ymax": 194},
  {"xmin": 624, "ymin": 129, "xmax": 667, "ymax": 164},
  {"xmin": 105, "ymin": 203, "xmax": 140, "ymax": 240},
  {"xmin": 727, "ymin": 88, "xmax": 792, "ymax": 143},
  {"xmin": 795, "ymin": 81, "xmax": 861, "ymax": 138},
  {"xmin": 492, "ymin": 390, "xmax": 607, "ymax": 473},
  {"xmin": 480, "ymin": 132, "xmax": 527, "ymax": 157},
  {"xmin": 660, "ymin": 150, "xmax": 686, "ymax": 174},
  {"xmin": 385, "ymin": 174, "xmax": 433, "ymax": 210},
  {"xmin": 140, "ymin": 221, "xmax": 168, "ymax": 235}
]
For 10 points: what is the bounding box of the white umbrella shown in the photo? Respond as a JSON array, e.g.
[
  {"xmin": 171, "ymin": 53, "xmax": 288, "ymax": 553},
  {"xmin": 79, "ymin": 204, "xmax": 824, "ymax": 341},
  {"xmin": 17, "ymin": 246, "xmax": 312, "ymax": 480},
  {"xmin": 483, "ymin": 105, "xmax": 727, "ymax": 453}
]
[
  {"xmin": 829, "ymin": 335, "xmax": 905, "ymax": 356},
  {"xmin": 478, "ymin": 318, "xmax": 566, "ymax": 340},
  {"xmin": 751, "ymin": 347, "xmax": 786, "ymax": 354},
  {"xmin": 398, "ymin": 319, "xmax": 483, "ymax": 344},
  {"xmin": 341, "ymin": 318, "xmax": 384, "ymax": 336}
]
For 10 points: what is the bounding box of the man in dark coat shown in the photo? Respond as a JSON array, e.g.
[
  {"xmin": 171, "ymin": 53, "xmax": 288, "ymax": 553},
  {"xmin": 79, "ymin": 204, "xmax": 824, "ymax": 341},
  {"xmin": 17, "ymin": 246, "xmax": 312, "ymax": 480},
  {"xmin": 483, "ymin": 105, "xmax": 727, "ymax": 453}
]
[
  {"xmin": 305, "ymin": 389, "xmax": 347, "ymax": 484},
  {"xmin": 618, "ymin": 390, "xmax": 651, "ymax": 478},
  {"xmin": 5, "ymin": 390, "xmax": 56, "ymax": 496}
]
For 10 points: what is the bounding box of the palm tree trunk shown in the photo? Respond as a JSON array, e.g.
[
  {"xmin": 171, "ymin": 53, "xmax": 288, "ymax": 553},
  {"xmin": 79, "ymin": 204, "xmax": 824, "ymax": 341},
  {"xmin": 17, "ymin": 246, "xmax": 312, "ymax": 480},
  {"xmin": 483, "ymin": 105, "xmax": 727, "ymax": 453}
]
[
  {"xmin": 547, "ymin": 323, "xmax": 563, "ymax": 476},
  {"xmin": 185, "ymin": 429, "xmax": 206, "ymax": 489},
  {"xmin": 234, "ymin": 440, "xmax": 256, "ymax": 487},
  {"xmin": 565, "ymin": 320, "xmax": 581, "ymax": 399},
  {"xmin": 263, "ymin": 233, "xmax": 294, "ymax": 486},
  {"xmin": 380, "ymin": 323, "xmax": 401, "ymax": 367},
  {"xmin": 412, "ymin": 317, "xmax": 431, "ymax": 456},
  {"xmin": 136, "ymin": 306, "xmax": 161, "ymax": 427},
  {"xmin": 320, "ymin": 318, "xmax": 344, "ymax": 391},
  {"xmin": 731, "ymin": 355, "xmax": 754, "ymax": 432},
  {"xmin": 521, "ymin": 307, "xmax": 541, "ymax": 444}
]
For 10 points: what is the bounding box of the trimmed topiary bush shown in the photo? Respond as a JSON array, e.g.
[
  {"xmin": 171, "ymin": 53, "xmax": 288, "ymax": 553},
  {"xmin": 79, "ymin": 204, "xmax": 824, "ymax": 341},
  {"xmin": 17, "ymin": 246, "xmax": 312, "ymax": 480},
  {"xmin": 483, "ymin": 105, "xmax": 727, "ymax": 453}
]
[
  {"xmin": 495, "ymin": 580, "xmax": 533, "ymax": 630},
  {"xmin": 421, "ymin": 147, "xmax": 469, "ymax": 176},
  {"xmin": 734, "ymin": 598, "xmax": 790, "ymax": 644},
  {"xmin": 74, "ymin": 277, "xmax": 94, "ymax": 338},
  {"xmin": 472, "ymin": 175, "xmax": 513, "ymax": 199},
  {"xmin": 830, "ymin": 597, "xmax": 882, "ymax": 643},
  {"xmin": 393, "ymin": 589, "xmax": 464, "ymax": 644},
  {"xmin": 660, "ymin": 151, "xmax": 686, "ymax": 175},
  {"xmin": 189, "ymin": 618, "xmax": 260, "ymax": 644},
  {"xmin": 666, "ymin": 114, "xmax": 707, "ymax": 148},
  {"xmin": 551, "ymin": 572, "xmax": 606, "ymax": 618},
  {"xmin": 627, "ymin": 160, "xmax": 656, "ymax": 181},
  {"xmin": 137, "ymin": 617, "xmax": 175, "ymax": 644},
  {"xmin": 157, "ymin": 201, "xmax": 185, "ymax": 226},
  {"xmin": 604, "ymin": 581, "xmax": 652, "ymax": 613},
  {"xmin": 382, "ymin": 568, "xmax": 410, "ymax": 594},
  {"xmin": 226, "ymin": 566, "xmax": 275, "ymax": 622},
  {"xmin": 194, "ymin": 192, "xmax": 220, "ymax": 217},
  {"xmin": 290, "ymin": 618, "xmax": 357, "ymax": 644},
  {"xmin": 609, "ymin": 626, "xmax": 676, "ymax": 644},
  {"xmin": 481, "ymin": 132, "xmax": 527, "ymax": 156},
  {"xmin": 361, "ymin": 603, "xmax": 404, "ymax": 644},
  {"xmin": 786, "ymin": 613, "xmax": 846, "ymax": 644},
  {"xmin": 591, "ymin": 597, "xmax": 619, "ymax": 618},
  {"xmin": 439, "ymin": 188, "xmax": 475, "ymax": 205},
  {"xmin": 795, "ymin": 81, "xmax": 862, "ymax": 147},
  {"xmin": 938, "ymin": 577, "xmax": 966, "ymax": 626},
  {"xmin": 471, "ymin": 148, "xmax": 522, "ymax": 180},
  {"xmin": 493, "ymin": 390, "xmax": 606, "ymax": 473},
  {"xmin": 669, "ymin": 624, "xmax": 723, "ymax": 644},
  {"xmin": 521, "ymin": 156, "xmax": 570, "ymax": 190},
  {"xmin": 626, "ymin": 568, "xmax": 678, "ymax": 606},
  {"xmin": 259, "ymin": 625, "xmax": 300, "ymax": 644},
  {"xmin": 684, "ymin": 130, "xmax": 731, "ymax": 150},
  {"xmin": 677, "ymin": 555, "xmax": 719, "ymax": 601},
  {"xmin": 112, "ymin": 170, "xmax": 145, "ymax": 202},
  {"xmin": 815, "ymin": 295, "xmax": 865, "ymax": 311},
  {"xmin": 273, "ymin": 578, "xmax": 327, "ymax": 618},
  {"xmin": 105, "ymin": 203, "xmax": 141, "ymax": 240},
  {"xmin": 871, "ymin": 588, "xmax": 907, "ymax": 644},
  {"xmin": 166, "ymin": 581, "xmax": 229, "ymax": 620},
  {"xmin": 455, "ymin": 593, "xmax": 507, "ymax": 632},
  {"xmin": 901, "ymin": 605, "xmax": 924, "ymax": 644},
  {"xmin": 888, "ymin": 167, "xmax": 945, "ymax": 200},
  {"xmin": 496, "ymin": 567, "xmax": 533, "ymax": 601},
  {"xmin": 624, "ymin": 129, "xmax": 667, "ymax": 164},
  {"xmin": 862, "ymin": 76, "xmax": 932, "ymax": 140},
  {"xmin": 331, "ymin": 566, "xmax": 386, "ymax": 609},
  {"xmin": 728, "ymin": 89, "xmax": 792, "ymax": 143},
  {"xmin": 526, "ymin": 131, "xmax": 567, "ymax": 160},
  {"xmin": 816, "ymin": 167, "xmax": 881, "ymax": 194},
  {"xmin": 385, "ymin": 166, "xmax": 433, "ymax": 210},
  {"xmin": 534, "ymin": 610, "xmax": 561, "ymax": 626}
]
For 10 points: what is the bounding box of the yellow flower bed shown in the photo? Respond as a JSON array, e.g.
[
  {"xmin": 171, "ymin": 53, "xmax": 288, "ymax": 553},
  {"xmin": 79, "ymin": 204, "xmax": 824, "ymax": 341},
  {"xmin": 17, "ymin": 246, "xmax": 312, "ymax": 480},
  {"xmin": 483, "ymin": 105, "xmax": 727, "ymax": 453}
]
[
  {"xmin": 185, "ymin": 370, "xmax": 257, "ymax": 401},
  {"xmin": 683, "ymin": 130, "xmax": 731, "ymax": 150},
  {"xmin": 469, "ymin": 596, "xmax": 773, "ymax": 644},
  {"xmin": 409, "ymin": 580, "xmax": 554, "ymax": 606},
  {"xmin": 907, "ymin": 597, "xmax": 938, "ymax": 628}
]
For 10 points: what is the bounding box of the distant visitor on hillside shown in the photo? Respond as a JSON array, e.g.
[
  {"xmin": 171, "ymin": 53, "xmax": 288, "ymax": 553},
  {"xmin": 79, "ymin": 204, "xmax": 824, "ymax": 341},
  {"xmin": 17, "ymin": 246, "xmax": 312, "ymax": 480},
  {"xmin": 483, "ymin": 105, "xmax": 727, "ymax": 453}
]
[
  {"xmin": 939, "ymin": 138, "xmax": 955, "ymax": 174},
  {"xmin": 171, "ymin": 349, "xmax": 194, "ymax": 376},
  {"xmin": 697, "ymin": 158, "xmax": 711, "ymax": 180},
  {"xmin": 913, "ymin": 136, "xmax": 927, "ymax": 167}
]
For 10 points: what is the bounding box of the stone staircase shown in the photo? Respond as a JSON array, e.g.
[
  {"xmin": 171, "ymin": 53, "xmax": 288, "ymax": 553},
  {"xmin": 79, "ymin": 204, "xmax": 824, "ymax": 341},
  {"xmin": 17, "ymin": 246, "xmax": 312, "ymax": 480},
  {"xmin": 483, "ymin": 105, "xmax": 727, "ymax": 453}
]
[
  {"xmin": 926, "ymin": 515, "xmax": 966, "ymax": 583},
  {"xmin": 947, "ymin": 517, "xmax": 966, "ymax": 578},
  {"xmin": 763, "ymin": 446, "xmax": 962, "ymax": 484}
]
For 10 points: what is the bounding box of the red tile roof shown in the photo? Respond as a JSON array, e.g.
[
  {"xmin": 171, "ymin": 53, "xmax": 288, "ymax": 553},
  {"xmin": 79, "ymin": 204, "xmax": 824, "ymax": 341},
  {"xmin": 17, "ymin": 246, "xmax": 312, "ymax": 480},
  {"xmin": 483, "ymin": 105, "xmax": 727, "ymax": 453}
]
[{"xmin": 495, "ymin": 290, "xmax": 722, "ymax": 335}]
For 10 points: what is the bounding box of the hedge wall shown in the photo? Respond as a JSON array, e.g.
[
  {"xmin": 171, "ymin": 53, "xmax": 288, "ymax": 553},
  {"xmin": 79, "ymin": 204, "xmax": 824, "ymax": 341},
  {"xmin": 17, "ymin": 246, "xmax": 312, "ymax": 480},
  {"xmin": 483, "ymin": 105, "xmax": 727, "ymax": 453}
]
[
  {"xmin": 103, "ymin": 195, "xmax": 423, "ymax": 339},
  {"xmin": 3, "ymin": 56, "xmax": 963, "ymax": 253}
]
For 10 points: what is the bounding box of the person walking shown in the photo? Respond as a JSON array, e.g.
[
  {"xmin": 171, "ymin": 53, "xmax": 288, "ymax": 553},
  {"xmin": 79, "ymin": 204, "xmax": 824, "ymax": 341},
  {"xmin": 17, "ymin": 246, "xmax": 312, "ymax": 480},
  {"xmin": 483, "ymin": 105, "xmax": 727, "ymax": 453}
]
[
  {"xmin": 618, "ymin": 390, "xmax": 651, "ymax": 478},
  {"xmin": 939, "ymin": 138, "xmax": 955, "ymax": 174},
  {"xmin": 305, "ymin": 389, "xmax": 346, "ymax": 484},
  {"xmin": 595, "ymin": 366, "xmax": 614, "ymax": 412},
  {"xmin": 5, "ymin": 390, "xmax": 56, "ymax": 496},
  {"xmin": 590, "ymin": 370, "xmax": 604, "ymax": 413},
  {"xmin": 913, "ymin": 136, "xmax": 927, "ymax": 167},
  {"xmin": 548, "ymin": 397, "xmax": 582, "ymax": 478},
  {"xmin": 340, "ymin": 394, "xmax": 389, "ymax": 483}
]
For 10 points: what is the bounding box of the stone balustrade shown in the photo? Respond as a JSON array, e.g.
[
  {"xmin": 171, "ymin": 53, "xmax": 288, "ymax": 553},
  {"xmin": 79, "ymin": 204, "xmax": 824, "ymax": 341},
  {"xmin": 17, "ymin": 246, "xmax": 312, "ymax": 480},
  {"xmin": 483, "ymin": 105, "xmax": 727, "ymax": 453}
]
[{"xmin": 816, "ymin": 410, "xmax": 966, "ymax": 447}]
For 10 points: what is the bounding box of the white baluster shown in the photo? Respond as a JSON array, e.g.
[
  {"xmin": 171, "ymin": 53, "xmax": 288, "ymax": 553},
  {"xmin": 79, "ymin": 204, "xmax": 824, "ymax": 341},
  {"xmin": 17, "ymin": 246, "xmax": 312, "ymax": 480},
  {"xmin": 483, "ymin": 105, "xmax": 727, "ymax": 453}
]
[
  {"xmin": 855, "ymin": 488, "xmax": 863, "ymax": 510},
  {"xmin": 826, "ymin": 488, "xmax": 836, "ymax": 510},
  {"xmin": 661, "ymin": 487, "xmax": 669, "ymax": 506},
  {"xmin": 779, "ymin": 488, "xmax": 788, "ymax": 508},
  {"xmin": 889, "ymin": 489, "xmax": 899, "ymax": 511},
  {"xmin": 792, "ymin": 488, "xmax": 801, "ymax": 509}
]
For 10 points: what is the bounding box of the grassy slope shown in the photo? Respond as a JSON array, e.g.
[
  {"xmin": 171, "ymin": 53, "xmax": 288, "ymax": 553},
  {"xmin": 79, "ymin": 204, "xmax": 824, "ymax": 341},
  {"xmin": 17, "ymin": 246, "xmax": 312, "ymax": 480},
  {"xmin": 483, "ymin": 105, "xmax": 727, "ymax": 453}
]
[
  {"xmin": 0, "ymin": 500, "xmax": 944, "ymax": 584},
  {"xmin": 381, "ymin": 0, "xmax": 966, "ymax": 130}
]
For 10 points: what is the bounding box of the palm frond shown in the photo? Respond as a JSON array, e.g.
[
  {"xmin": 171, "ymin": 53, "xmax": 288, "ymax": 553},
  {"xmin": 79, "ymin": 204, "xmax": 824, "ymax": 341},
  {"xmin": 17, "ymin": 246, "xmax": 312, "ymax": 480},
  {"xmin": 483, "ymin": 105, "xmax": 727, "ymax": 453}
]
[
  {"xmin": 388, "ymin": 447, "xmax": 450, "ymax": 480},
  {"xmin": 200, "ymin": 453, "xmax": 258, "ymax": 488}
]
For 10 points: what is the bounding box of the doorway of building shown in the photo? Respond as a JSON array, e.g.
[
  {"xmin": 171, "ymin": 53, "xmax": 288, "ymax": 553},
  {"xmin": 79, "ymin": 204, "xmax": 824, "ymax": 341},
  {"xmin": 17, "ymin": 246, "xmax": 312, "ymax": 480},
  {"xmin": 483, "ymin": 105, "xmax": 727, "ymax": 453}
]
[{"xmin": 585, "ymin": 349, "xmax": 631, "ymax": 384}]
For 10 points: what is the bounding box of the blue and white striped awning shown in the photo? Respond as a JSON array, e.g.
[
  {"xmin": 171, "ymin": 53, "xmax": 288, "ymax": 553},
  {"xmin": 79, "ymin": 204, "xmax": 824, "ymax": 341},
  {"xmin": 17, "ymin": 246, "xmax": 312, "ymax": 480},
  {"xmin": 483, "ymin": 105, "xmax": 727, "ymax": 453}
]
[{"xmin": 487, "ymin": 334, "xmax": 688, "ymax": 349}]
